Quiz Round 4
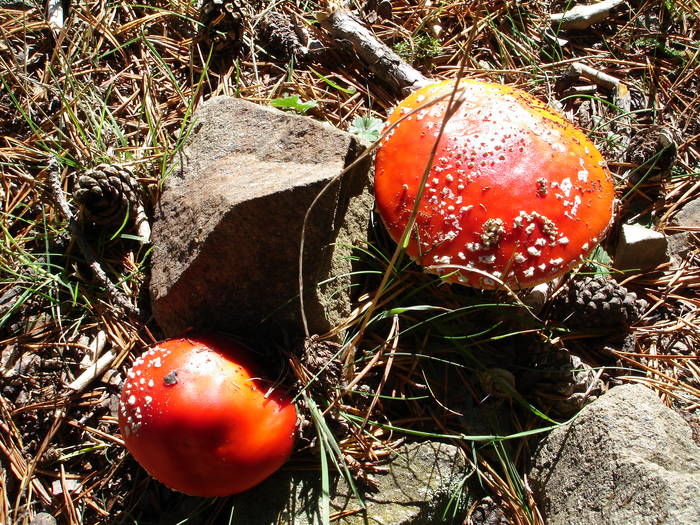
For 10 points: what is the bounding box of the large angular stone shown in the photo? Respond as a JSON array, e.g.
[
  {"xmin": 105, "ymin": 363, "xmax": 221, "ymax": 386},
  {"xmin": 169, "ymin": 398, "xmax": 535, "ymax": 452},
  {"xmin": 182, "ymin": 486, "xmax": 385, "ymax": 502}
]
[
  {"xmin": 150, "ymin": 97, "xmax": 373, "ymax": 338},
  {"xmin": 231, "ymin": 441, "xmax": 468, "ymax": 524},
  {"xmin": 529, "ymin": 384, "xmax": 700, "ymax": 525}
]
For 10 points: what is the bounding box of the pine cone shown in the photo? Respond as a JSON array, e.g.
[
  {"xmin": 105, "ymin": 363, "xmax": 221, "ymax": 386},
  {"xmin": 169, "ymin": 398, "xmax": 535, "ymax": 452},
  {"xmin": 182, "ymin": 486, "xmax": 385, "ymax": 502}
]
[
  {"xmin": 469, "ymin": 497, "xmax": 509, "ymax": 525},
  {"xmin": 301, "ymin": 335, "xmax": 344, "ymax": 392},
  {"xmin": 74, "ymin": 164, "xmax": 138, "ymax": 225},
  {"xmin": 258, "ymin": 10, "xmax": 304, "ymax": 60},
  {"xmin": 550, "ymin": 276, "xmax": 647, "ymax": 329},
  {"xmin": 624, "ymin": 126, "xmax": 677, "ymax": 174},
  {"xmin": 519, "ymin": 343, "xmax": 604, "ymax": 418},
  {"xmin": 199, "ymin": 0, "xmax": 246, "ymax": 51}
]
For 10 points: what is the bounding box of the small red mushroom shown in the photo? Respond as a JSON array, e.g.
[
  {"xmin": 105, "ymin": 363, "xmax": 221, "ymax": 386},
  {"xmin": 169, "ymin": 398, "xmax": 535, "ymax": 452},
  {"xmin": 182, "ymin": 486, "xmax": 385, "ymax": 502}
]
[
  {"xmin": 118, "ymin": 334, "xmax": 296, "ymax": 497},
  {"xmin": 374, "ymin": 78, "xmax": 615, "ymax": 289}
]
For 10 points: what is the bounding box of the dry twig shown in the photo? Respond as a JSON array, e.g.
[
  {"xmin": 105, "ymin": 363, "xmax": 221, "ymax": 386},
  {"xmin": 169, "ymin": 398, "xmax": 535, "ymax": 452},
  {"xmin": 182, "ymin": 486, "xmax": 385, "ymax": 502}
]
[{"xmin": 550, "ymin": 0, "xmax": 626, "ymax": 31}]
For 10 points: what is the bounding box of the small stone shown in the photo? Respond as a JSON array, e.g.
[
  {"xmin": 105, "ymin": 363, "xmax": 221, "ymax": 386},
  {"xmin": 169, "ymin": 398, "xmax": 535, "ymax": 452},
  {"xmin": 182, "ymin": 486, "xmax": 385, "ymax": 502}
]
[
  {"xmin": 673, "ymin": 198, "xmax": 700, "ymax": 228},
  {"xmin": 51, "ymin": 478, "xmax": 79, "ymax": 496},
  {"xmin": 614, "ymin": 223, "xmax": 669, "ymax": 271},
  {"xmin": 30, "ymin": 512, "xmax": 57, "ymax": 525},
  {"xmin": 667, "ymin": 198, "xmax": 700, "ymax": 261}
]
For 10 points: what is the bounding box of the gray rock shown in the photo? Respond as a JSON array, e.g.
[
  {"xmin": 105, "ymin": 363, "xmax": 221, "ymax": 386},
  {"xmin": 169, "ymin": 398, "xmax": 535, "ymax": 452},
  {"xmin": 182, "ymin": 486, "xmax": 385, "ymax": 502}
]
[
  {"xmin": 529, "ymin": 384, "xmax": 700, "ymax": 525},
  {"xmin": 673, "ymin": 197, "xmax": 700, "ymax": 227},
  {"xmin": 150, "ymin": 96, "xmax": 373, "ymax": 338},
  {"xmin": 667, "ymin": 198, "xmax": 700, "ymax": 261},
  {"xmin": 614, "ymin": 223, "xmax": 669, "ymax": 271},
  {"xmin": 51, "ymin": 478, "xmax": 79, "ymax": 496},
  {"xmin": 232, "ymin": 441, "xmax": 469, "ymax": 524}
]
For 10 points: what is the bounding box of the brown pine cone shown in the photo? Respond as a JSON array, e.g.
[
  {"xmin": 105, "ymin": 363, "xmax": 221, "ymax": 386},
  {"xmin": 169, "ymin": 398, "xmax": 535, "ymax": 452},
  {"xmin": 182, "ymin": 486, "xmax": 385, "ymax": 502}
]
[
  {"xmin": 74, "ymin": 164, "xmax": 138, "ymax": 226},
  {"xmin": 301, "ymin": 335, "xmax": 344, "ymax": 393},
  {"xmin": 549, "ymin": 275, "xmax": 648, "ymax": 329},
  {"xmin": 199, "ymin": 0, "xmax": 247, "ymax": 52},
  {"xmin": 258, "ymin": 10, "xmax": 305, "ymax": 60},
  {"xmin": 518, "ymin": 342, "xmax": 604, "ymax": 418},
  {"xmin": 624, "ymin": 126, "xmax": 677, "ymax": 174},
  {"xmin": 469, "ymin": 497, "xmax": 509, "ymax": 525}
]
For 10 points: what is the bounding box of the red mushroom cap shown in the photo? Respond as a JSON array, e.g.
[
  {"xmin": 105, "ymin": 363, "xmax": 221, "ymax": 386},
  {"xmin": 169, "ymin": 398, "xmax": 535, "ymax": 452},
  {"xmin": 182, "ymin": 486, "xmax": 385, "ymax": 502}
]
[
  {"xmin": 374, "ymin": 79, "xmax": 615, "ymax": 289},
  {"xmin": 118, "ymin": 334, "xmax": 296, "ymax": 497}
]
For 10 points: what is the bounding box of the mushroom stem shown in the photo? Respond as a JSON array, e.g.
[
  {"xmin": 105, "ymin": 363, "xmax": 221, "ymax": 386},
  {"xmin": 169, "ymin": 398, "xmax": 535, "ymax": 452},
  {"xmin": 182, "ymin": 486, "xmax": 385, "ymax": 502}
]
[
  {"xmin": 520, "ymin": 280, "xmax": 561, "ymax": 315},
  {"xmin": 318, "ymin": 8, "xmax": 430, "ymax": 96}
]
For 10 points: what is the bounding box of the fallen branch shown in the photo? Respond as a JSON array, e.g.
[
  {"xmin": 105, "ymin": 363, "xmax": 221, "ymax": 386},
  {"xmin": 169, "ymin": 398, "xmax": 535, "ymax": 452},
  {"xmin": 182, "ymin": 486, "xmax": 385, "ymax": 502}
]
[
  {"xmin": 550, "ymin": 0, "xmax": 626, "ymax": 31},
  {"xmin": 563, "ymin": 62, "xmax": 624, "ymax": 93},
  {"xmin": 318, "ymin": 8, "xmax": 429, "ymax": 96},
  {"xmin": 45, "ymin": 159, "xmax": 141, "ymax": 318},
  {"xmin": 66, "ymin": 331, "xmax": 113, "ymax": 393},
  {"xmin": 68, "ymin": 350, "xmax": 117, "ymax": 393}
]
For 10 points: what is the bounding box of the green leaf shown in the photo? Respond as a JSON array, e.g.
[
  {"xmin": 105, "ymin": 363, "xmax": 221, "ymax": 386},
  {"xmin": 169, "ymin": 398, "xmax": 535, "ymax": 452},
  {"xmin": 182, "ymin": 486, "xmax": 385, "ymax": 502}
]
[
  {"xmin": 348, "ymin": 115, "xmax": 384, "ymax": 143},
  {"xmin": 585, "ymin": 244, "xmax": 613, "ymax": 276},
  {"xmin": 270, "ymin": 94, "xmax": 318, "ymax": 114}
]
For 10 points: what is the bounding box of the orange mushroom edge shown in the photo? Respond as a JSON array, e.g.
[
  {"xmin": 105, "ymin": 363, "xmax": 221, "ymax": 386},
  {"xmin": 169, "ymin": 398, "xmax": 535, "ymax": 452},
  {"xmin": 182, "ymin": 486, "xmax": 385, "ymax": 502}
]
[
  {"xmin": 118, "ymin": 334, "xmax": 297, "ymax": 497},
  {"xmin": 374, "ymin": 78, "xmax": 616, "ymax": 290}
]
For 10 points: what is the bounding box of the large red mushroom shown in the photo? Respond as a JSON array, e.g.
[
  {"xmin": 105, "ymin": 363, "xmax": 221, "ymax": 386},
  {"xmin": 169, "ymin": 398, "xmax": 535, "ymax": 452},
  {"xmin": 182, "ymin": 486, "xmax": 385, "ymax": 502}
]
[
  {"xmin": 374, "ymin": 78, "xmax": 615, "ymax": 289},
  {"xmin": 118, "ymin": 334, "xmax": 296, "ymax": 497}
]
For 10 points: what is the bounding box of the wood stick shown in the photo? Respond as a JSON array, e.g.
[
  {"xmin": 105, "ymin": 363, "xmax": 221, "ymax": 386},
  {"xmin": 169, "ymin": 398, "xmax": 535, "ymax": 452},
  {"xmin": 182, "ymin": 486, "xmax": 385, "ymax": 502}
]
[
  {"xmin": 67, "ymin": 331, "xmax": 112, "ymax": 393},
  {"xmin": 318, "ymin": 8, "xmax": 430, "ymax": 96},
  {"xmin": 67, "ymin": 349, "xmax": 117, "ymax": 393},
  {"xmin": 550, "ymin": 0, "xmax": 626, "ymax": 31},
  {"xmin": 565, "ymin": 62, "xmax": 622, "ymax": 92}
]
